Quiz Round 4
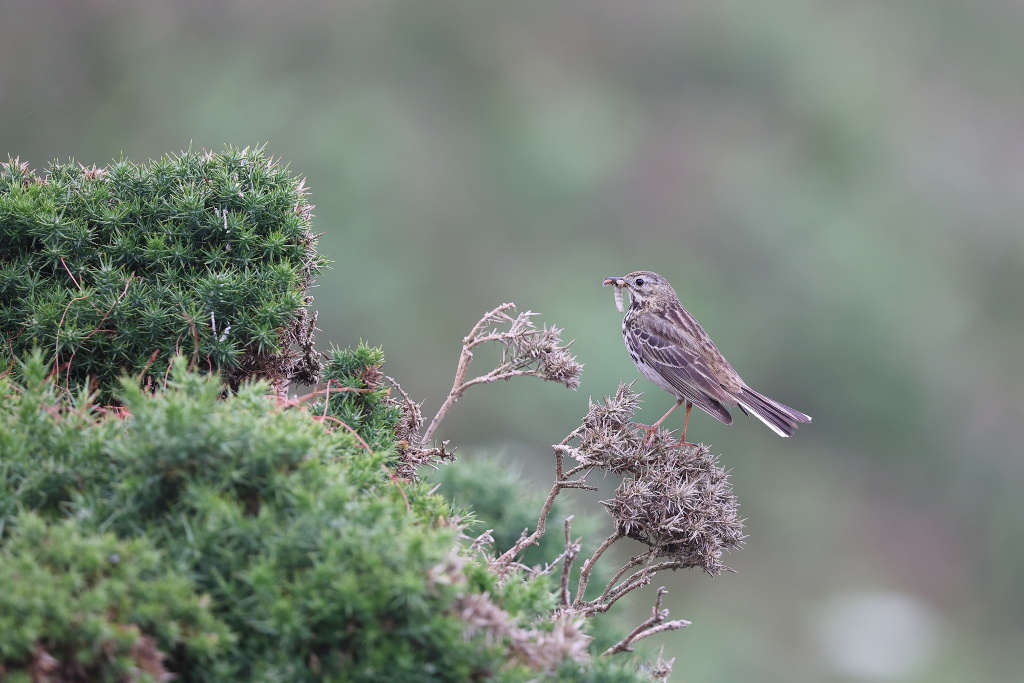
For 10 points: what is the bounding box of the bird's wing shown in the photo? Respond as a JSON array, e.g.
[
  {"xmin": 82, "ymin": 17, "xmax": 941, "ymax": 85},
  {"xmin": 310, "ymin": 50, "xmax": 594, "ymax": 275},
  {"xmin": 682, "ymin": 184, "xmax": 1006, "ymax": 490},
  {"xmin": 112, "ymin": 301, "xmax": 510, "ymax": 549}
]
[{"xmin": 627, "ymin": 312, "xmax": 735, "ymax": 424}]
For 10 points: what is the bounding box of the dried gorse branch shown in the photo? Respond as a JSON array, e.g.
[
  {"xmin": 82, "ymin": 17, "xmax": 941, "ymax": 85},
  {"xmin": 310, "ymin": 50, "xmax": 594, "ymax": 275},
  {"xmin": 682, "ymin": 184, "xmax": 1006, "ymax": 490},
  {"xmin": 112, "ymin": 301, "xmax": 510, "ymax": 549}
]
[{"xmin": 419, "ymin": 303, "xmax": 583, "ymax": 445}]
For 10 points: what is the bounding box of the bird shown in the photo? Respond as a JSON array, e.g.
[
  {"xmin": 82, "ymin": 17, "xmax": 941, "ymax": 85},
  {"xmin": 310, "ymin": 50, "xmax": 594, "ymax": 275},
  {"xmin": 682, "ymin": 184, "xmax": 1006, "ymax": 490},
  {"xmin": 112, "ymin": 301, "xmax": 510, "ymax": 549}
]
[{"xmin": 603, "ymin": 270, "xmax": 811, "ymax": 444}]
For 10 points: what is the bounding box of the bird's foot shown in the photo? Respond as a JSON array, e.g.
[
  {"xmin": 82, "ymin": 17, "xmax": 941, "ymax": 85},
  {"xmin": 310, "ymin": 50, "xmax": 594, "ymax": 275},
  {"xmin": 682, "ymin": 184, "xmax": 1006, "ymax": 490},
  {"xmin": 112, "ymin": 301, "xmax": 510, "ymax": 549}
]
[
  {"xmin": 631, "ymin": 421, "xmax": 659, "ymax": 446},
  {"xmin": 632, "ymin": 422, "xmax": 697, "ymax": 448}
]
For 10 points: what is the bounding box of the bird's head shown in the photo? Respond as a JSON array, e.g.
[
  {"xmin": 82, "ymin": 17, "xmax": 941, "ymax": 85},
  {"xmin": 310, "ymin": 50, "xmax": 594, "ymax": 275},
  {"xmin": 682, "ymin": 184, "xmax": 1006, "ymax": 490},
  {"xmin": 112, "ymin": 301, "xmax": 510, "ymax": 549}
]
[{"xmin": 603, "ymin": 271, "xmax": 674, "ymax": 307}]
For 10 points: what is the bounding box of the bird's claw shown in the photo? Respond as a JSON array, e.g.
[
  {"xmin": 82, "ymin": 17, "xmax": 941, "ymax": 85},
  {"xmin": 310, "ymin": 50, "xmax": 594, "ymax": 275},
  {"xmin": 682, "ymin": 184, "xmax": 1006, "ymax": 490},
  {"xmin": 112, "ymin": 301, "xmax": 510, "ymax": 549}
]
[
  {"xmin": 631, "ymin": 421, "xmax": 696, "ymax": 449},
  {"xmin": 631, "ymin": 422, "xmax": 660, "ymax": 446}
]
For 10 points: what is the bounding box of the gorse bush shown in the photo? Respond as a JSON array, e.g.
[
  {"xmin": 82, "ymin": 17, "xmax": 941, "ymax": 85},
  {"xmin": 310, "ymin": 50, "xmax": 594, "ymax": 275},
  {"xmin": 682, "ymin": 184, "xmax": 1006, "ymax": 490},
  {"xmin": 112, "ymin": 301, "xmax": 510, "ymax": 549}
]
[
  {"xmin": 0, "ymin": 147, "xmax": 325, "ymax": 400},
  {"xmin": 0, "ymin": 512, "xmax": 231, "ymax": 682},
  {"xmin": 0, "ymin": 353, "xmax": 651, "ymax": 682}
]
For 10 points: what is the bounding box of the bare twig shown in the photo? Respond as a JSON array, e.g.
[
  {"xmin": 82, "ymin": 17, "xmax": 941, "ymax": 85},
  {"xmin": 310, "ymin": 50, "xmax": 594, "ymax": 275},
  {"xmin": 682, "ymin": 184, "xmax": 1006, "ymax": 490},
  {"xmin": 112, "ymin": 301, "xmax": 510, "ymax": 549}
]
[
  {"xmin": 599, "ymin": 560, "xmax": 691, "ymax": 611},
  {"xmin": 560, "ymin": 516, "xmax": 580, "ymax": 609},
  {"xmin": 421, "ymin": 304, "xmax": 516, "ymax": 444},
  {"xmin": 590, "ymin": 551, "xmax": 647, "ymax": 611},
  {"xmin": 602, "ymin": 587, "xmax": 690, "ymax": 655},
  {"xmin": 493, "ymin": 445, "xmax": 565, "ymax": 567},
  {"xmin": 492, "ymin": 445, "xmax": 597, "ymax": 570},
  {"xmin": 572, "ymin": 530, "xmax": 624, "ymax": 610}
]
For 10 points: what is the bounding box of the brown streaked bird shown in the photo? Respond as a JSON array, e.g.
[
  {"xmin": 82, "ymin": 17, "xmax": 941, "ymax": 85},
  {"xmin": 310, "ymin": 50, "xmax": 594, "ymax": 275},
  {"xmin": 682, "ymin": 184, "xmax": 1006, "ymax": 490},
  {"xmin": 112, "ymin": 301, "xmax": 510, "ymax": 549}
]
[{"xmin": 603, "ymin": 270, "xmax": 811, "ymax": 444}]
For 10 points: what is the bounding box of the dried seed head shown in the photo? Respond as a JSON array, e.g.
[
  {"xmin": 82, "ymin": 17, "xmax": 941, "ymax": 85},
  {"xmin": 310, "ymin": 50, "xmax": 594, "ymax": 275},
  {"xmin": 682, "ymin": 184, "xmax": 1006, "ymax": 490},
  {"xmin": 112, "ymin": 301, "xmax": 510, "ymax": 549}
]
[
  {"xmin": 502, "ymin": 312, "xmax": 583, "ymax": 390},
  {"xmin": 563, "ymin": 382, "xmax": 650, "ymax": 473},
  {"xmin": 563, "ymin": 383, "xmax": 745, "ymax": 575},
  {"xmin": 603, "ymin": 442, "xmax": 744, "ymax": 575}
]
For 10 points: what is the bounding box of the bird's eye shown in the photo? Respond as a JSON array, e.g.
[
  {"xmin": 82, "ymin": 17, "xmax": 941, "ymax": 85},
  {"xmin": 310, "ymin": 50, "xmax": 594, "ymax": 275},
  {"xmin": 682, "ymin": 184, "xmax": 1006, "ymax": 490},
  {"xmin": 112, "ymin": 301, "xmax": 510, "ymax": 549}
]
[{"xmin": 635, "ymin": 278, "xmax": 645, "ymax": 286}]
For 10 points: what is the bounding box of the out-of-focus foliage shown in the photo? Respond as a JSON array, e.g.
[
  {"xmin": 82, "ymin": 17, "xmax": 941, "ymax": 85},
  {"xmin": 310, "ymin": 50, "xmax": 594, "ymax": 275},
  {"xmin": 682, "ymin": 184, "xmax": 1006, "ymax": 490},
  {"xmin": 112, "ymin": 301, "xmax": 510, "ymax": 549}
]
[
  {"xmin": 3, "ymin": 1, "xmax": 1023, "ymax": 680},
  {"xmin": 0, "ymin": 512, "xmax": 231, "ymax": 682}
]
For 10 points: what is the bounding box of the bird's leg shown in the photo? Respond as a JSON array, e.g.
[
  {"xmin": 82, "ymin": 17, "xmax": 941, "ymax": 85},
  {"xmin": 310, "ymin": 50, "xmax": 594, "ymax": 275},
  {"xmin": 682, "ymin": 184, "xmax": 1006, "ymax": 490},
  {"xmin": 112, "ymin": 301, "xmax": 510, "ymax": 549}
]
[
  {"xmin": 636, "ymin": 399, "xmax": 684, "ymax": 446},
  {"xmin": 676, "ymin": 401, "xmax": 695, "ymax": 448}
]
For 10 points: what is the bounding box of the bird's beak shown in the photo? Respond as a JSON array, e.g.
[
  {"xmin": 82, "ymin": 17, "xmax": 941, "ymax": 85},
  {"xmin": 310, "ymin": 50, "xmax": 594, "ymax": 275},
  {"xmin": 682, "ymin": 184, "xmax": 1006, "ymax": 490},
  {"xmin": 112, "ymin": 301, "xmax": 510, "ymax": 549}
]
[{"xmin": 603, "ymin": 277, "xmax": 625, "ymax": 287}]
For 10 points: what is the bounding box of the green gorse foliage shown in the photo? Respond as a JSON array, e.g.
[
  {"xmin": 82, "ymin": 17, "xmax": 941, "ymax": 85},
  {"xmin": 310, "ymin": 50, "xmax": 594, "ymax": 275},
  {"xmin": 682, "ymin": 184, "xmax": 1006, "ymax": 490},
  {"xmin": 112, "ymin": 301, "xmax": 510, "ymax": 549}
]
[
  {"xmin": 0, "ymin": 354, "xmax": 652, "ymax": 682},
  {"xmin": 0, "ymin": 512, "xmax": 231, "ymax": 683},
  {"xmin": 317, "ymin": 344, "xmax": 405, "ymax": 453},
  {"xmin": 0, "ymin": 147, "xmax": 326, "ymax": 399}
]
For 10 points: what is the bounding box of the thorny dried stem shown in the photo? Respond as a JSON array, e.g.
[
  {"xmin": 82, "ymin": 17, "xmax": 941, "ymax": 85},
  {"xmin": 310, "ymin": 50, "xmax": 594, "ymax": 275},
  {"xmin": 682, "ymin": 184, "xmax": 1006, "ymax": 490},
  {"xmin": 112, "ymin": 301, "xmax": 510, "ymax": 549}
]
[
  {"xmin": 603, "ymin": 587, "xmax": 690, "ymax": 656},
  {"xmin": 492, "ymin": 434, "xmax": 597, "ymax": 570},
  {"xmin": 601, "ymin": 559, "xmax": 699, "ymax": 611},
  {"xmin": 573, "ymin": 530, "xmax": 624, "ymax": 611},
  {"xmin": 420, "ymin": 303, "xmax": 582, "ymax": 445},
  {"xmin": 559, "ymin": 516, "xmax": 581, "ymax": 609},
  {"xmin": 642, "ymin": 648, "xmax": 677, "ymax": 683},
  {"xmin": 467, "ymin": 529, "xmax": 496, "ymax": 557},
  {"xmin": 386, "ymin": 375, "xmax": 454, "ymax": 479}
]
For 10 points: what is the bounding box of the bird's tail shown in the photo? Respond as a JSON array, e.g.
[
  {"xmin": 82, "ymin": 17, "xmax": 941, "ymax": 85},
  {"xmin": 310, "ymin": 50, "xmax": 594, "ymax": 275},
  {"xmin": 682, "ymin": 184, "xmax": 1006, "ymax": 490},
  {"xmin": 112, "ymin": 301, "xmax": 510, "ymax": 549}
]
[{"xmin": 733, "ymin": 387, "xmax": 811, "ymax": 437}]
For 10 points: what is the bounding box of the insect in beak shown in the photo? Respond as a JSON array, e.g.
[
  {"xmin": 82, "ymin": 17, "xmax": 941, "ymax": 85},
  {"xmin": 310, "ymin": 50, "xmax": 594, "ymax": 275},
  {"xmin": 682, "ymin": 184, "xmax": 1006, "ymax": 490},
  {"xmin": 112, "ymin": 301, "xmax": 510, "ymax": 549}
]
[{"xmin": 603, "ymin": 277, "xmax": 627, "ymax": 312}]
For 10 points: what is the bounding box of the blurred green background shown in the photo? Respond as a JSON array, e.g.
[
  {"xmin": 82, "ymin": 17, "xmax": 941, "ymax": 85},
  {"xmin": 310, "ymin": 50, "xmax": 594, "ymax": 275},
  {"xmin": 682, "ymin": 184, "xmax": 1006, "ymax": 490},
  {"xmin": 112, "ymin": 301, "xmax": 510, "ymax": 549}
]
[{"xmin": 3, "ymin": 1, "xmax": 1023, "ymax": 680}]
